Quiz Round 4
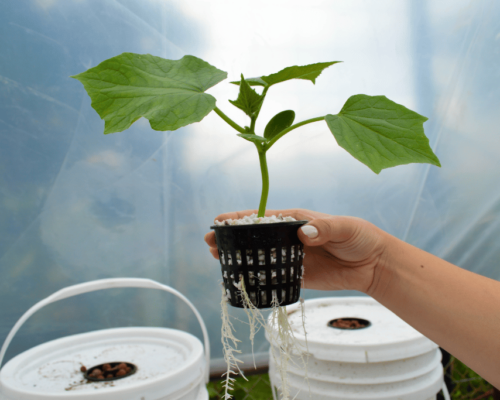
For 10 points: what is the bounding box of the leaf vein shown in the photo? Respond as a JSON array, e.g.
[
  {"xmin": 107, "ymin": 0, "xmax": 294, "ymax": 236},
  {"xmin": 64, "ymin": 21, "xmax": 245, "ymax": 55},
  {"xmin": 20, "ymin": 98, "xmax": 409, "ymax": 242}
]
[{"xmin": 341, "ymin": 115, "xmax": 433, "ymax": 160}]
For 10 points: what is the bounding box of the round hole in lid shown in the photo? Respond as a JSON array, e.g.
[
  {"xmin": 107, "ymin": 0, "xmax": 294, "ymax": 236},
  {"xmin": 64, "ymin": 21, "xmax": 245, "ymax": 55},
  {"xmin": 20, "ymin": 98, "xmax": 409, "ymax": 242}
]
[
  {"xmin": 327, "ymin": 317, "xmax": 371, "ymax": 330},
  {"xmin": 83, "ymin": 361, "xmax": 137, "ymax": 382}
]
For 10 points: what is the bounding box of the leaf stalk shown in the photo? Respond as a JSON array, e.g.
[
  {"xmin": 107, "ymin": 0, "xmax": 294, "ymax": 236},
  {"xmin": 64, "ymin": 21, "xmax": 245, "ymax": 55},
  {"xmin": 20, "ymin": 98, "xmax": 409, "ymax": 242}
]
[
  {"xmin": 214, "ymin": 107, "xmax": 246, "ymax": 134},
  {"xmin": 265, "ymin": 116, "xmax": 325, "ymax": 150}
]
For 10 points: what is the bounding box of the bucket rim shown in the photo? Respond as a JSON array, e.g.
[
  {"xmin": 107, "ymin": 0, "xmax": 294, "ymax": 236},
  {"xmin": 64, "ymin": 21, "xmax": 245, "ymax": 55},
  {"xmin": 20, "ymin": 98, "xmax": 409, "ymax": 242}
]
[{"xmin": 0, "ymin": 327, "xmax": 205, "ymax": 400}]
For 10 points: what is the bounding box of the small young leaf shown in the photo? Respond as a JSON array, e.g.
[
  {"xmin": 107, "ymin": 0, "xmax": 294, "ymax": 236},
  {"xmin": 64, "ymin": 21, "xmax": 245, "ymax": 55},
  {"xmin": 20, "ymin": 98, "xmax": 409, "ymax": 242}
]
[
  {"xmin": 71, "ymin": 53, "xmax": 227, "ymax": 134},
  {"xmin": 261, "ymin": 61, "xmax": 341, "ymax": 86},
  {"xmin": 237, "ymin": 133, "xmax": 270, "ymax": 144},
  {"xmin": 231, "ymin": 61, "xmax": 340, "ymax": 87},
  {"xmin": 230, "ymin": 77, "xmax": 268, "ymax": 87},
  {"xmin": 264, "ymin": 110, "xmax": 295, "ymax": 139},
  {"xmin": 229, "ymin": 74, "xmax": 264, "ymax": 116},
  {"xmin": 325, "ymin": 94, "xmax": 441, "ymax": 174}
]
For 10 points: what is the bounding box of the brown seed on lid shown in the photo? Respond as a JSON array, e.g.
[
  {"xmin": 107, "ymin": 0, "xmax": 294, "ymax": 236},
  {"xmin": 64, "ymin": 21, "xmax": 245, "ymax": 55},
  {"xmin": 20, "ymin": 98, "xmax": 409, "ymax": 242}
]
[
  {"xmin": 116, "ymin": 369, "xmax": 127, "ymax": 377},
  {"xmin": 80, "ymin": 366, "xmax": 87, "ymax": 373}
]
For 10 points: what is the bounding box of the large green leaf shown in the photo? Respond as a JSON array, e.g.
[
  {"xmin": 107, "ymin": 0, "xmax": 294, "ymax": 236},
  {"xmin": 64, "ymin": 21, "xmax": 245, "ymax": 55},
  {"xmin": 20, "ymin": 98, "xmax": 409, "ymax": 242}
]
[
  {"xmin": 229, "ymin": 74, "xmax": 264, "ymax": 116},
  {"xmin": 71, "ymin": 53, "xmax": 227, "ymax": 134},
  {"xmin": 231, "ymin": 61, "xmax": 340, "ymax": 87},
  {"xmin": 264, "ymin": 110, "xmax": 295, "ymax": 139},
  {"xmin": 325, "ymin": 94, "xmax": 441, "ymax": 174}
]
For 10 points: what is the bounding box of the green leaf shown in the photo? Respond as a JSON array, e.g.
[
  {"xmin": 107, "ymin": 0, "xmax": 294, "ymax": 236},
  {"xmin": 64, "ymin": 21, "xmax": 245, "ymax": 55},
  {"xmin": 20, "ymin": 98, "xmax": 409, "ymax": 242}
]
[
  {"xmin": 231, "ymin": 61, "xmax": 340, "ymax": 87},
  {"xmin": 264, "ymin": 110, "xmax": 295, "ymax": 139},
  {"xmin": 71, "ymin": 53, "xmax": 227, "ymax": 134},
  {"xmin": 261, "ymin": 61, "xmax": 341, "ymax": 86},
  {"xmin": 228, "ymin": 74, "xmax": 264, "ymax": 116},
  {"xmin": 325, "ymin": 94, "xmax": 441, "ymax": 174},
  {"xmin": 230, "ymin": 76, "xmax": 268, "ymax": 86},
  {"xmin": 237, "ymin": 133, "xmax": 270, "ymax": 144}
]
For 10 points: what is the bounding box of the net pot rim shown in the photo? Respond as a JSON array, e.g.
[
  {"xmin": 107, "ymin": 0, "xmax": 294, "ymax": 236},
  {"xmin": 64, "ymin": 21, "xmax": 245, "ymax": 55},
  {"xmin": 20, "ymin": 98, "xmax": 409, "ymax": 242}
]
[{"xmin": 210, "ymin": 220, "xmax": 308, "ymax": 230}]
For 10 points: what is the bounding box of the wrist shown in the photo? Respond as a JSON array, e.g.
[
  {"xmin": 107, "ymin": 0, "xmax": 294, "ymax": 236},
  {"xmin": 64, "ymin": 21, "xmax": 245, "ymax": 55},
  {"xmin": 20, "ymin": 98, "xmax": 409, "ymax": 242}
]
[{"xmin": 365, "ymin": 230, "xmax": 399, "ymax": 300}]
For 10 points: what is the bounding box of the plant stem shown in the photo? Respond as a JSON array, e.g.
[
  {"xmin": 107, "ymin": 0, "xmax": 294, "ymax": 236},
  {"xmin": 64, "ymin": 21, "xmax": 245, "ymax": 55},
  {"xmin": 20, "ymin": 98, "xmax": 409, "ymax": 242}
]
[
  {"xmin": 265, "ymin": 116, "xmax": 325, "ymax": 150},
  {"xmin": 256, "ymin": 116, "xmax": 324, "ymax": 216},
  {"xmin": 213, "ymin": 106, "xmax": 246, "ymax": 134},
  {"xmin": 257, "ymin": 149, "xmax": 270, "ymax": 217}
]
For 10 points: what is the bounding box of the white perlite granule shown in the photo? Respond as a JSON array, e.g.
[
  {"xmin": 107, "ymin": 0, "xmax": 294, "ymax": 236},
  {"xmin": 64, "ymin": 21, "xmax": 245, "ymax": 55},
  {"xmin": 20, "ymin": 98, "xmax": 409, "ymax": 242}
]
[{"xmin": 214, "ymin": 213, "xmax": 296, "ymax": 226}]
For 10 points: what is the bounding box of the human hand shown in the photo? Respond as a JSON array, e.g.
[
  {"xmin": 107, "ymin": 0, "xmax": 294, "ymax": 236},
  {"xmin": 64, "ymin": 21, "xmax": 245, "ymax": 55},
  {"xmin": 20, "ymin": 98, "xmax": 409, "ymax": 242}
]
[{"xmin": 204, "ymin": 208, "xmax": 388, "ymax": 294}]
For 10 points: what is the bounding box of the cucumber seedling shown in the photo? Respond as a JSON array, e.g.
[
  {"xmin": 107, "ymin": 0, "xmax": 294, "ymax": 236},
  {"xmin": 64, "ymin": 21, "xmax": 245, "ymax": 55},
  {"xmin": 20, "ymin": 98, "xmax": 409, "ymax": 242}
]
[{"xmin": 73, "ymin": 53, "xmax": 440, "ymax": 399}]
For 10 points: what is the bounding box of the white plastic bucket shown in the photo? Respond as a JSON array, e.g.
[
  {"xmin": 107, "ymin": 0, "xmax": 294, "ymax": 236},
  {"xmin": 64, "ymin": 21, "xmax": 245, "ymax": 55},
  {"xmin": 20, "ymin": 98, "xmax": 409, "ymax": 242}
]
[
  {"xmin": 0, "ymin": 278, "xmax": 210, "ymax": 400},
  {"xmin": 267, "ymin": 297, "xmax": 448, "ymax": 400}
]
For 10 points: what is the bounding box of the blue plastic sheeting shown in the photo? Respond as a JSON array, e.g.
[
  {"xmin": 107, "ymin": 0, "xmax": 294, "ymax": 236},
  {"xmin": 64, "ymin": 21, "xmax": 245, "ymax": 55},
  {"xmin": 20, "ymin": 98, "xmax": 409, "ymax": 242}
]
[{"xmin": 1, "ymin": 0, "xmax": 499, "ymax": 363}]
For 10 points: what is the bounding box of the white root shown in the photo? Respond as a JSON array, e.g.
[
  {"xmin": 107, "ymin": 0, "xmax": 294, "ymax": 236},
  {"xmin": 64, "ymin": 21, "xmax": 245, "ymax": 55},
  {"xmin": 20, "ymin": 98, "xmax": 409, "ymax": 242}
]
[
  {"xmin": 220, "ymin": 283, "xmax": 246, "ymax": 400},
  {"xmin": 236, "ymin": 281, "xmax": 309, "ymax": 400},
  {"xmin": 268, "ymin": 295, "xmax": 294, "ymax": 400},
  {"xmin": 299, "ymin": 297, "xmax": 311, "ymax": 399},
  {"xmin": 240, "ymin": 279, "xmax": 266, "ymax": 368}
]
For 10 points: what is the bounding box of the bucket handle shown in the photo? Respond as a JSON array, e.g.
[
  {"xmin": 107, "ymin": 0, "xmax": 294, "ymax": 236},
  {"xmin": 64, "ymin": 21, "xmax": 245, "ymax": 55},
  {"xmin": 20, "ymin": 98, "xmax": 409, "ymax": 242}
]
[{"xmin": 0, "ymin": 278, "xmax": 210, "ymax": 384}]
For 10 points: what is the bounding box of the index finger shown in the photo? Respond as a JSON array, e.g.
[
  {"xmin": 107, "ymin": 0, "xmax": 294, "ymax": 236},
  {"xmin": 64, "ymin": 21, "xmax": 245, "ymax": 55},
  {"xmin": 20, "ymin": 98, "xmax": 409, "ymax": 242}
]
[{"xmin": 204, "ymin": 231, "xmax": 217, "ymax": 247}]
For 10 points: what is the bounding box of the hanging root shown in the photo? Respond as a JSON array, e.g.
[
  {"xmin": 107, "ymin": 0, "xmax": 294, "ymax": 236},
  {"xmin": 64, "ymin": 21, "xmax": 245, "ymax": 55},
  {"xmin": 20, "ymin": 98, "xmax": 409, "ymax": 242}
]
[
  {"xmin": 299, "ymin": 297, "xmax": 311, "ymax": 399},
  {"xmin": 268, "ymin": 294, "xmax": 294, "ymax": 400},
  {"xmin": 220, "ymin": 283, "xmax": 246, "ymax": 400},
  {"xmin": 266, "ymin": 292, "xmax": 311, "ymax": 400},
  {"xmin": 222, "ymin": 278, "xmax": 310, "ymax": 400},
  {"xmin": 239, "ymin": 281, "xmax": 299, "ymax": 399},
  {"xmin": 240, "ymin": 278, "xmax": 267, "ymax": 368}
]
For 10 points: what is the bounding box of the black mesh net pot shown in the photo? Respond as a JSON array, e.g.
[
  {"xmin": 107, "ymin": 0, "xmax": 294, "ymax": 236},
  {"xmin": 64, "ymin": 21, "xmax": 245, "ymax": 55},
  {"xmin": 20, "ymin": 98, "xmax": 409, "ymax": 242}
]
[{"xmin": 211, "ymin": 221, "xmax": 307, "ymax": 309}]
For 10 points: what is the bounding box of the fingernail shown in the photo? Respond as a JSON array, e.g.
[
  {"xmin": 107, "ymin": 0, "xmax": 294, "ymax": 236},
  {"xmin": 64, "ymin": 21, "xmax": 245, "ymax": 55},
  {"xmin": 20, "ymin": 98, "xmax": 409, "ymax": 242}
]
[{"xmin": 301, "ymin": 225, "xmax": 318, "ymax": 238}]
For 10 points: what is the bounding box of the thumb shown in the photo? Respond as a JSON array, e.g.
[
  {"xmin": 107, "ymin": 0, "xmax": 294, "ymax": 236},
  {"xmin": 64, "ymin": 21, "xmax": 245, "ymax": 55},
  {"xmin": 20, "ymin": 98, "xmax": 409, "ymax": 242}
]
[{"xmin": 298, "ymin": 216, "xmax": 361, "ymax": 246}]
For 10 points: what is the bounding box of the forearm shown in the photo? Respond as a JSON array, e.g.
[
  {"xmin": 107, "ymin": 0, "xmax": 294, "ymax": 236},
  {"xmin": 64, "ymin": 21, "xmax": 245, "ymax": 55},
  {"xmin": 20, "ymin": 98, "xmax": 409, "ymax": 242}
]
[{"xmin": 369, "ymin": 233, "xmax": 500, "ymax": 388}]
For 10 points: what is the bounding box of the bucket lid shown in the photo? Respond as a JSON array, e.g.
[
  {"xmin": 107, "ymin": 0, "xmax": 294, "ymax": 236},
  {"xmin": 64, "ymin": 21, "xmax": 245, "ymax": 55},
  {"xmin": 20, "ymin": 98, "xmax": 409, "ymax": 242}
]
[
  {"xmin": 0, "ymin": 327, "xmax": 205, "ymax": 400},
  {"xmin": 273, "ymin": 297, "xmax": 438, "ymax": 363}
]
